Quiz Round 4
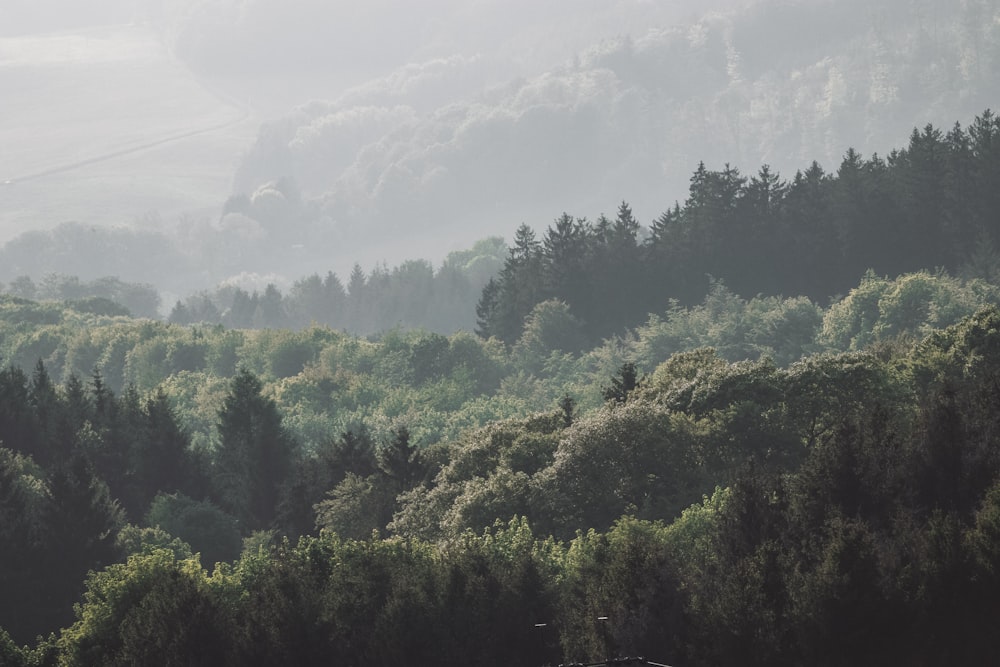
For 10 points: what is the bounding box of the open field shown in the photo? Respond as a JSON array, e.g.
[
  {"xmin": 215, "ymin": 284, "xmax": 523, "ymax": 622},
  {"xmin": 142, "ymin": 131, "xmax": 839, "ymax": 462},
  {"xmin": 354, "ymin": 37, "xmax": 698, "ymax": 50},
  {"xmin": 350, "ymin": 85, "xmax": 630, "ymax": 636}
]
[{"xmin": 0, "ymin": 24, "xmax": 257, "ymax": 243}]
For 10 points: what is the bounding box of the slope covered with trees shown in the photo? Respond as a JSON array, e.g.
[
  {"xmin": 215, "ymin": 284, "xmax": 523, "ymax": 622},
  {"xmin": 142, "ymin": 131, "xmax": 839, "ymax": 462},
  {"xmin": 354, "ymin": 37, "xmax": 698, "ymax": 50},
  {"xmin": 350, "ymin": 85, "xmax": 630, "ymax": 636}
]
[
  {"xmin": 5, "ymin": 305, "xmax": 1000, "ymax": 664},
  {"xmin": 3, "ymin": 112, "xmax": 1000, "ymax": 664}
]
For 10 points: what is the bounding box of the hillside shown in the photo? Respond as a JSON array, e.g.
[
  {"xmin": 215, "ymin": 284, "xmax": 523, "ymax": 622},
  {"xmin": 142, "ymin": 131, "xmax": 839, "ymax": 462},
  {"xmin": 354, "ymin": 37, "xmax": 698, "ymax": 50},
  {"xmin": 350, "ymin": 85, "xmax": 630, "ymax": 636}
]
[
  {"xmin": 229, "ymin": 0, "xmax": 1000, "ymax": 271},
  {"xmin": 0, "ymin": 23, "xmax": 254, "ymax": 245}
]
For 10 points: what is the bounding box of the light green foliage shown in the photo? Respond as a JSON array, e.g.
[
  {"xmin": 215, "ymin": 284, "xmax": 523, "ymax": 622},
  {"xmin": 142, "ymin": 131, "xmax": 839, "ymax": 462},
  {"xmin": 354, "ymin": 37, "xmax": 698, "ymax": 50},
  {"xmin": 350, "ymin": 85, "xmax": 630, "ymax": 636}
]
[
  {"xmin": 314, "ymin": 472, "xmax": 396, "ymax": 540},
  {"xmin": 0, "ymin": 447, "xmax": 47, "ymax": 527},
  {"xmin": 634, "ymin": 283, "xmax": 823, "ymax": 369},
  {"xmin": 663, "ymin": 486, "xmax": 729, "ymax": 569},
  {"xmin": 782, "ymin": 351, "xmax": 908, "ymax": 448},
  {"xmin": 441, "ymin": 236, "xmax": 508, "ymax": 285},
  {"xmin": 907, "ymin": 304, "xmax": 1000, "ymax": 393},
  {"xmin": 156, "ymin": 371, "xmax": 229, "ymax": 453},
  {"xmin": 537, "ymin": 401, "xmax": 713, "ymax": 536},
  {"xmin": 820, "ymin": 271, "xmax": 1000, "ymax": 350},
  {"xmin": 644, "ymin": 347, "xmax": 728, "ymax": 400},
  {"xmin": 513, "ymin": 299, "xmax": 587, "ymax": 373},
  {"xmin": 115, "ymin": 524, "xmax": 194, "ymax": 560},
  {"xmin": 236, "ymin": 327, "xmax": 337, "ymax": 380},
  {"xmin": 391, "ymin": 414, "xmax": 561, "ymax": 541},
  {"xmin": 55, "ymin": 549, "xmax": 223, "ymax": 667},
  {"xmin": 61, "ymin": 321, "xmax": 140, "ymax": 390},
  {"xmin": 0, "ymin": 627, "xmax": 25, "ymax": 667},
  {"xmin": 123, "ymin": 326, "xmax": 208, "ymax": 391},
  {"xmin": 4, "ymin": 269, "xmax": 990, "ymax": 467}
]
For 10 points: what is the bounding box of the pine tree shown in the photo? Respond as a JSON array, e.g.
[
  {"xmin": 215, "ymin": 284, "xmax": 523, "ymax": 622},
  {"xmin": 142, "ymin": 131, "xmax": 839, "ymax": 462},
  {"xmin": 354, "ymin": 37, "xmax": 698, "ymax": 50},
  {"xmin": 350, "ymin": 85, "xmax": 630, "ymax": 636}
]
[
  {"xmin": 377, "ymin": 426, "xmax": 424, "ymax": 490},
  {"xmin": 215, "ymin": 369, "xmax": 297, "ymax": 530},
  {"xmin": 475, "ymin": 277, "xmax": 500, "ymax": 338},
  {"xmin": 602, "ymin": 362, "xmax": 642, "ymax": 405},
  {"xmin": 39, "ymin": 454, "xmax": 124, "ymax": 633}
]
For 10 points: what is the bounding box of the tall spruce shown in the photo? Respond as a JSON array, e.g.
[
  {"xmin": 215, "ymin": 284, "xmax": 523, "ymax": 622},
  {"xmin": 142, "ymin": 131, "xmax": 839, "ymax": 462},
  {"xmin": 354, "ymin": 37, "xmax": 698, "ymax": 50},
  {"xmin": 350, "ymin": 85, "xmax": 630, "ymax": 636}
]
[{"xmin": 215, "ymin": 369, "xmax": 296, "ymax": 530}]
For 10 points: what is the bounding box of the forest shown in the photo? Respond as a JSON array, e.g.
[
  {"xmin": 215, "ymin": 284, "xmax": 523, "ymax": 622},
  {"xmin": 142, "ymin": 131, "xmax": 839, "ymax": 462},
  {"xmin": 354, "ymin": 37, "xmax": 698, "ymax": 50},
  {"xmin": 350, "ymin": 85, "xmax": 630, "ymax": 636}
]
[{"xmin": 3, "ymin": 113, "xmax": 1000, "ymax": 665}]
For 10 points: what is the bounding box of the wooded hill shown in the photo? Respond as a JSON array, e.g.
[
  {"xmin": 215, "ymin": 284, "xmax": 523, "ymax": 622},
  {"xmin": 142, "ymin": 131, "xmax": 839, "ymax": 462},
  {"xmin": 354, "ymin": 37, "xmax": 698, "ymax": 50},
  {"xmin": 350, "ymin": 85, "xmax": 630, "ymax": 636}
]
[{"xmin": 3, "ymin": 113, "xmax": 1000, "ymax": 664}]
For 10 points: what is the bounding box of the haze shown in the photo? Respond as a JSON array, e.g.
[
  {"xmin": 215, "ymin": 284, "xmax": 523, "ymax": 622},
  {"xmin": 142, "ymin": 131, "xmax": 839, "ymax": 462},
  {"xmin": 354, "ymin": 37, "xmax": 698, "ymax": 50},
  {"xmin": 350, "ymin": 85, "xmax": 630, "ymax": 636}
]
[{"xmin": 1, "ymin": 0, "xmax": 996, "ymax": 300}]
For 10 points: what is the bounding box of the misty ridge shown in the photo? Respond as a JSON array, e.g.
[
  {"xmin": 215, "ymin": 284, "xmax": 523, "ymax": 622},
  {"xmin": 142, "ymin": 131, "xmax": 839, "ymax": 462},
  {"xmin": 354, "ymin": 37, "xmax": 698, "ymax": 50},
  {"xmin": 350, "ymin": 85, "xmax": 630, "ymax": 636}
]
[{"xmin": 2, "ymin": 0, "xmax": 997, "ymax": 314}]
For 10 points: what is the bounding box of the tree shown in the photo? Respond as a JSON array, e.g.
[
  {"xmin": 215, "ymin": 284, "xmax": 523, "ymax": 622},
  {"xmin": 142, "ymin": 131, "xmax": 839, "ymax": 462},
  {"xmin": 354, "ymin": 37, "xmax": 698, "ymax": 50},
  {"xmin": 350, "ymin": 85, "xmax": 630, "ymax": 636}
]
[
  {"xmin": 513, "ymin": 299, "xmax": 586, "ymax": 373},
  {"xmin": 485, "ymin": 224, "xmax": 545, "ymax": 344},
  {"xmin": 214, "ymin": 369, "xmax": 297, "ymax": 530},
  {"xmin": 0, "ymin": 448, "xmax": 44, "ymax": 643},
  {"xmin": 130, "ymin": 389, "xmax": 203, "ymax": 513},
  {"xmin": 0, "ymin": 365, "xmax": 38, "ymax": 461},
  {"xmin": 474, "ymin": 277, "xmax": 500, "ymax": 338},
  {"xmin": 542, "ymin": 213, "xmax": 591, "ymax": 319},
  {"xmin": 55, "ymin": 550, "xmax": 228, "ymax": 666},
  {"xmin": 275, "ymin": 429, "xmax": 377, "ymax": 539},
  {"xmin": 28, "ymin": 359, "xmax": 62, "ymax": 465},
  {"xmin": 377, "ymin": 426, "xmax": 425, "ymax": 491},
  {"xmin": 602, "ymin": 362, "xmax": 642, "ymax": 405},
  {"xmin": 145, "ymin": 493, "xmax": 242, "ymax": 567},
  {"xmin": 38, "ymin": 454, "xmax": 125, "ymax": 634}
]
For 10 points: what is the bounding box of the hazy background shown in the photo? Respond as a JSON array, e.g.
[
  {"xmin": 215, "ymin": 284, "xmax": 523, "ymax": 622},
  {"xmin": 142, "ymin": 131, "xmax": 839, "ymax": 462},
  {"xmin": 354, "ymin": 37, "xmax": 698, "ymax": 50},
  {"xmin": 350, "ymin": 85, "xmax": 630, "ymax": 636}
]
[{"xmin": 1, "ymin": 0, "xmax": 997, "ymax": 302}]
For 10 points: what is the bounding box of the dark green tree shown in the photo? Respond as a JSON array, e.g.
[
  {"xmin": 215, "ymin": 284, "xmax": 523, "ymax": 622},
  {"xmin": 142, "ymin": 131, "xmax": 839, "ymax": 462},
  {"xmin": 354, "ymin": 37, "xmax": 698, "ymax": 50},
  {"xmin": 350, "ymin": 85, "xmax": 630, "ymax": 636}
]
[
  {"xmin": 214, "ymin": 368, "xmax": 297, "ymax": 530},
  {"xmin": 38, "ymin": 454, "xmax": 124, "ymax": 634},
  {"xmin": 130, "ymin": 388, "xmax": 203, "ymax": 513},
  {"xmin": 602, "ymin": 362, "xmax": 642, "ymax": 405}
]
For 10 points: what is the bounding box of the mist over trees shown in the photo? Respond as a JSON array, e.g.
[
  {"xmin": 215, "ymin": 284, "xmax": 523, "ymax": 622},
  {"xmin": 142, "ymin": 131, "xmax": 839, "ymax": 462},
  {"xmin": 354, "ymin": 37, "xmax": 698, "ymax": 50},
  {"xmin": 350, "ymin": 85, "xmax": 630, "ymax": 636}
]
[
  {"xmin": 5, "ymin": 1, "xmax": 1000, "ymax": 664},
  {"xmin": 166, "ymin": 237, "xmax": 507, "ymax": 334},
  {"xmin": 3, "ymin": 0, "xmax": 998, "ymax": 298},
  {"xmin": 229, "ymin": 0, "xmax": 1000, "ymax": 272}
]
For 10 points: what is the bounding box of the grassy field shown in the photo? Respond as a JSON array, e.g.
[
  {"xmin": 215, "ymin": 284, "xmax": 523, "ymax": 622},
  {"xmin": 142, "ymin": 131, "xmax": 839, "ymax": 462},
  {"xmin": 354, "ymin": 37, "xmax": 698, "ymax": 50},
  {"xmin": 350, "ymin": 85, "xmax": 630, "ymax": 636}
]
[{"xmin": 0, "ymin": 24, "xmax": 257, "ymax": 243}]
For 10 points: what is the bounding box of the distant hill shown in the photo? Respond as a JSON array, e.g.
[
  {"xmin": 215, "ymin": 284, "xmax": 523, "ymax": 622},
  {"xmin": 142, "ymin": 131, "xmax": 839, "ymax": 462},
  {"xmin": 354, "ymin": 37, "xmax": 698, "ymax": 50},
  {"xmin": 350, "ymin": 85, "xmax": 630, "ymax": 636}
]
[
  {"xmin": 3, "ymin": 0, "xmax": 997, "ymax": 296},
  {"xmin": 229, "ymin": 0, "xmax": 1000, "ymax": 270}
]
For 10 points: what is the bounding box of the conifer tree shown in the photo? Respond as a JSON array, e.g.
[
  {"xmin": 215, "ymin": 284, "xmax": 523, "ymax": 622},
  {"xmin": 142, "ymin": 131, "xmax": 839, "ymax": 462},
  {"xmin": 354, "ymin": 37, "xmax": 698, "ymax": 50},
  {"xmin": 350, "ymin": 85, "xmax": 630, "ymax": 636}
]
[{"xmin": 215, "ymin": 369, "xmax": 296, "ymax": 530}]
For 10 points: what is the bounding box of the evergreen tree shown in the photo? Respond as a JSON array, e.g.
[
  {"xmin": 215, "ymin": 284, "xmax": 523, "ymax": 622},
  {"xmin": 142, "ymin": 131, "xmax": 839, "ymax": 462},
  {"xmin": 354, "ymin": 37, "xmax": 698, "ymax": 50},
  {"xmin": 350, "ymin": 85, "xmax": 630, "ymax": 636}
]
[
  {"xmin": 475, "ymin": 277, "xmax": 500, "ymax": 338},
  {"xmin": 0, "ymin": 448, "xmax": 40, "ymax": 643},
  {"xmin": 602, "ymin": 362, "xmax": 642, "ymax": 405},
  {"xmin": 128, "ymin": 388, "xmax": 202, "ymax": 515},
  {"xmin": 377, "ymin": 426, "xmax": 424, "ymax": 491},
  {"xmin": 214, "ymin": 369, "xmax": 297, "ymax": 530},
  {"xmin": 38, "ymin": 454, "xmax": 124, "ymax": 634},
  {"xmin": 0, "ymin": 365, "xmax": 37, "ymax": 461},
  {"xmin": 488, "ymin": 224, "xmax": 545, "ymax": 343}
]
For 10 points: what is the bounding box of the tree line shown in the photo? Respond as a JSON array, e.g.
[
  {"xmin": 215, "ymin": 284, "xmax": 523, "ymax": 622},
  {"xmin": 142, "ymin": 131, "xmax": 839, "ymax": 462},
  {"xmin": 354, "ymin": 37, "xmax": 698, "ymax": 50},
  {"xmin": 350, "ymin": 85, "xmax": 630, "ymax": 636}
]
[
  {"xmin": 477, "ymin": 111, "xmax": 1000, "ymax": 345},
  {"xmin": 168, "ymin": 237, "xmax": 506, "ymax": 335},
  {"xmin": 3, "ymin": 267, "xmax": 999, "ymax": 460}
]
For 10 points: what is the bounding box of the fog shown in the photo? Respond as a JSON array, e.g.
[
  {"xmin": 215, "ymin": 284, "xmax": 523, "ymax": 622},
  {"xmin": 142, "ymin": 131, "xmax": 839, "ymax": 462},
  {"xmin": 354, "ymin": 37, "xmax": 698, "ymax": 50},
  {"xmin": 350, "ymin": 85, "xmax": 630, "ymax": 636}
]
[{"xmin": 1, "ymin": 0, "xmax": 997, "ymax": 301}]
